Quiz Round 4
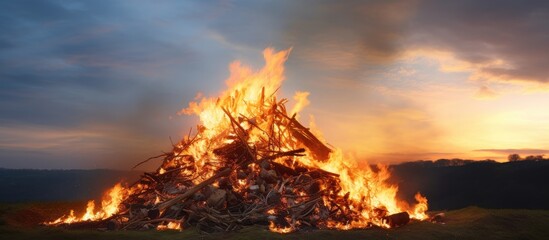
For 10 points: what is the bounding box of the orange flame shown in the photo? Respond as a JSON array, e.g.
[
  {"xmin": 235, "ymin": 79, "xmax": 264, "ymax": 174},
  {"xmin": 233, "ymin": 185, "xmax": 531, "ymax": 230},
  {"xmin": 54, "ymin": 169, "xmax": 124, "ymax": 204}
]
[
  {"xmin": 269, "ymin": 221, "xmax": 295, "ymax": 234},
  {"xmin": 46, "ymin": 48, "xmax": 428, "ymax": 231},
  {"xmin": 157, "ymin": 221, "xmax": 182, "ymax": 231},
  {"xmin": 179, "ymin": 48, "xmax": 429, "ymax": 229},
  {"xmin": 45, "ymin": 183, "xmax": 131, "ymax": 225}
]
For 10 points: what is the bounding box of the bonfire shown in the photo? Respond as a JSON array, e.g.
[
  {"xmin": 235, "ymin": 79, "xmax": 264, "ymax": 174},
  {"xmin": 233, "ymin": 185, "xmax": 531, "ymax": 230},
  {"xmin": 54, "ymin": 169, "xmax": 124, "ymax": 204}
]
[{"xmin": 46, "ymin": 48, "xmax": 429, "ymax": 233}]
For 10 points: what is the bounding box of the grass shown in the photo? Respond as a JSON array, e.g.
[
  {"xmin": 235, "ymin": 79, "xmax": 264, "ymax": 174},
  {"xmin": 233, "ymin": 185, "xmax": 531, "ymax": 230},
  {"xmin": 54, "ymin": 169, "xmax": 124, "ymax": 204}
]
[{"xmin": 1, "ymin": 202, "xmax": 549, "ymax": 240}]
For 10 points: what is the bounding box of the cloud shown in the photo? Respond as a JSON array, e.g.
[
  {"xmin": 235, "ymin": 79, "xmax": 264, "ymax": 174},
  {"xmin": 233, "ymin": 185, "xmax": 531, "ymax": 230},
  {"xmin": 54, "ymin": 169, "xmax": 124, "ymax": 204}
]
[
  {"xmin": 0, "ymin": 0, "xmax": 213, "ymax": 169},
  {"xmin": 0, "ymin": 125, "xmax": 103, "ymax": 151},
  {"xmin": 408, "ymin": 0, "xmax": 549, "ymax": 83},
  {"xmin": 283, "ymin": 0, "xmax": 420, "ymax": 73},
  {"xmin": 205, "ymin": 0, "xmax": 549, "ymax": 87},
  {"xmin": 2, "ymin": 0, "xmax": 548, "ymax": 169},
  {"xmin": 475, "ymin": 85, "xmax": 498, "ymax": 99},
  {"xmin": 209, "ymin": 0, "xmax": 420, "ymax": 71}
]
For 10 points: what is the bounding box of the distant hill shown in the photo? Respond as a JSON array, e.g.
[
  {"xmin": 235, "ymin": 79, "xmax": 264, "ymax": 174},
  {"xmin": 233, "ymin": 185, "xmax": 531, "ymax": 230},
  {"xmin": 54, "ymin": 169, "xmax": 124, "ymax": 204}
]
[
  {"xmin": 0, "ymin": 169, "xmax": 141, "ymax": 202},
  {"xmin": 1, "ymin": 160, "xmax": 548, "ymax": 210}
]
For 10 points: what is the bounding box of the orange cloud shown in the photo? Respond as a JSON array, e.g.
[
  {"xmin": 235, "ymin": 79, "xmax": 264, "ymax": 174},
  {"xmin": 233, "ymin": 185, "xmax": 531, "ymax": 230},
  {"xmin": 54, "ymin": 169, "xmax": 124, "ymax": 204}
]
[{"xmin": 475, "ymin": 85, "xmax": 498, "ymax": 99}]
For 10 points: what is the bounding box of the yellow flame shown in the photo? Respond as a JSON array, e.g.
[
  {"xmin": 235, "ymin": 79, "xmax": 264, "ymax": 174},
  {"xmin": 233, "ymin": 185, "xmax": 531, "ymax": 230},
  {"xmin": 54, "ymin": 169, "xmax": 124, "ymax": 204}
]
[
  {"xmin": 410, "ymin": 192, "xmax": 429, "ymax": 220},
  {"xmin": 290, "ymin": 91, "xmax": 310, "ymax": 117},
  {"xmin": 45, "ymin": 183, "xmax": 131, "ymax": 225},
  {"xmin": 179, "ymin": 48, "xmax": 429, "ymax": 230},
  {"xmin": 269, "ymin": 221, "xmax": 295, "ymax": 234},
  {"xmin": 45, "ymin": 48, "xmax": 428, "ymax": 231}
]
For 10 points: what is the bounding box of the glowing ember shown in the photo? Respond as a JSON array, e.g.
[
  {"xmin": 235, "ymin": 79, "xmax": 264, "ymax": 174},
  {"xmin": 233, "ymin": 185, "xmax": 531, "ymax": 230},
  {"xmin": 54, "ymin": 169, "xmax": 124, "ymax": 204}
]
[
  {"xmin": 269, "ymin": 221, "xmax": 294, "ymax": 234},
  {"xmin": 157, "ymin": 221, "xmax": 182, "ymax": 231},
  {"xmin": 45, "ymin": 48, "xmax": 429, "ymax": 232}
]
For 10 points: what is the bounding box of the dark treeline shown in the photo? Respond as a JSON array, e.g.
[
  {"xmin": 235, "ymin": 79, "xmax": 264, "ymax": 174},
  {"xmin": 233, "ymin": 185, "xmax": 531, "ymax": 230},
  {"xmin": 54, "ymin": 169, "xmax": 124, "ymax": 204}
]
[{"xmin": 389, "ymin": 159, "xmax": 549, "ymax": 210}]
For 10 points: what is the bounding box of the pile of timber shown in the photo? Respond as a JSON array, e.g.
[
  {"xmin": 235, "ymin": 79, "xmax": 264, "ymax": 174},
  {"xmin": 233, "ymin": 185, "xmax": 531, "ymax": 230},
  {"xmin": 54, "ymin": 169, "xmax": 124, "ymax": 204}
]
[{"xmin": 58, "ymin": 96, "xmax": 409, "ymax": 232}]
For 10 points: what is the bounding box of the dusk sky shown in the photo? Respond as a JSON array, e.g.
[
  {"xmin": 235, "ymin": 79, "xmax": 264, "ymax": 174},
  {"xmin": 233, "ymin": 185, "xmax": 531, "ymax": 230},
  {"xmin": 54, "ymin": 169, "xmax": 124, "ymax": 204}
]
[{"xmin": 1, "ymin": 0, "xmax": 549, "ymax": 169}]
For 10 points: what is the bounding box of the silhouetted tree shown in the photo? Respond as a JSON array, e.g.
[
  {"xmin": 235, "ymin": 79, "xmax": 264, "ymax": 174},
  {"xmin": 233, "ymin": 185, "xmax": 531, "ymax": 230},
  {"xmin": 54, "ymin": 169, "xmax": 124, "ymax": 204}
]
[{"xmin": 508, "ymin": 154, "xmax": 521, "ymax": 162}]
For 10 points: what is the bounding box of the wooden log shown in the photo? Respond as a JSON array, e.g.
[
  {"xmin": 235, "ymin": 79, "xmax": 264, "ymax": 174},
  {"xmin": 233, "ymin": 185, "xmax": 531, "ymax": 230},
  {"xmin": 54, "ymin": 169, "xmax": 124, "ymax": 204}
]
[
  {"xmin": 157, "ymin": 168, "xmax": 232, "ymax": 211},
  {"xmin": 272, "ymin": 161, "xmax": 299, "ymax": 176},
  {"xmin": 207, "ymin": 188, "xmax": 227, "ymax": 209},
  {"xmin": 259, "ymin": 148, "xmax": 306, "ymax": 162},
  {"xmin": 279, "ymin": 113, "xmax": 331, "ymax": 161},
  {"xmin": 147, "ymin": 209, "xmax": 160, "ymax": 219},
  {"xmin": 107, "ymin": 219, "xmax": 121, "ymax": 230},
  {"xmin": 63, "ymin": 218, "xmax": 111, "ymax": 229},
  {"xmin": 430, "ymin": 213, "xmax": 445, "ymax": 223},
  {"xmin": 383, "ymin": 212, "xmax": 410, "ymax": 228}
]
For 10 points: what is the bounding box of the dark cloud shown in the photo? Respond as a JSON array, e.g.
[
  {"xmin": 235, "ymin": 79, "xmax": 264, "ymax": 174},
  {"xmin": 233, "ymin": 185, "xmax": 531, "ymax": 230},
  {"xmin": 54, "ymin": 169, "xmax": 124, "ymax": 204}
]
[
  {"xmin": 210, "ymin": 0, "xmax": 549, "ymax": 84},
  {"xmin": 0, "ymin": 0, "xmax": 207, "ymax": 169},
  {"xmin": 1, "ymin": 0, "xmax": 71, "ymax": 21},
  {"xmin": 0, "ymin": 0, "xmax": 197, "ymax": 123},
  {"xmin": 211, "ymin": 0, "xmax": 419, "ymax": 72},
  {"xmin": 284, "ymin": 0, "xmax": 419, "ymax": 65},
  {"xmin": 409, "ymin": 0, "xmax": 549, "ymax": 83}
]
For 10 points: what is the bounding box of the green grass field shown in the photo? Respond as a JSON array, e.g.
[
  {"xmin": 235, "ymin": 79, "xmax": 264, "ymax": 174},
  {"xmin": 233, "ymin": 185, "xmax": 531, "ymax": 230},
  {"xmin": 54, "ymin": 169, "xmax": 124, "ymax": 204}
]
[{"xmin": 1, "ymin": 202, "xmax": 549, "ymax": 240}]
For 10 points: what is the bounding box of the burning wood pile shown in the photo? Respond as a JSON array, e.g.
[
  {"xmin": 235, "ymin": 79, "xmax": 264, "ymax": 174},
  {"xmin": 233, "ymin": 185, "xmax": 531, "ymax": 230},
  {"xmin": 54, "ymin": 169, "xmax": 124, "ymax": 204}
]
[{"xmin": 45, "ymin": 48, "xmax": 429, "ymax": 233}]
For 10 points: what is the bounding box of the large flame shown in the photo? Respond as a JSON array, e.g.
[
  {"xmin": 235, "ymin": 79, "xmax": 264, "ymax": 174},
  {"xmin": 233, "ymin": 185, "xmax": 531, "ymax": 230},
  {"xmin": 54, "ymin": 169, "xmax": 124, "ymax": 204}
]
[
  {"xmin": 46, "ymin": 48, "xmax": 428, "ymax": 231},
  {"xmin": 181, "ymin": 48, "xmax": 428, "ymax": 230}
]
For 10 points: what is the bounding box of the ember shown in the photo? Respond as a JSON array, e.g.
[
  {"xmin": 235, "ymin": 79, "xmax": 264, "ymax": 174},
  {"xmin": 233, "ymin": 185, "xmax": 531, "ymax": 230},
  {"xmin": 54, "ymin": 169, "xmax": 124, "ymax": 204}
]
[{"xmin": 46, "ymin": 48, "xmax": 429, "ymax": 233}]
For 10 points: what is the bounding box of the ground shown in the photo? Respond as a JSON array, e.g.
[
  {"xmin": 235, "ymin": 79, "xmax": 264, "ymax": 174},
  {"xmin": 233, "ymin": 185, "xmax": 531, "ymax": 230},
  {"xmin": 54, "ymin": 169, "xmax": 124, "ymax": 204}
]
[{"xmin": 1, "ymin": 202, "xmax": 549, "ymax": 240}]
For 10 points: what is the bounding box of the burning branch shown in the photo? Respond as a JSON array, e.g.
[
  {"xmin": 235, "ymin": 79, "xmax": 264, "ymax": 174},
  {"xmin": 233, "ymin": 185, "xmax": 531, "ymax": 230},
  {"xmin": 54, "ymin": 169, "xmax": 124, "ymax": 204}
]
[{"xmin": 44, "ymin": 48, "xmax": 429, "ymax": 233}]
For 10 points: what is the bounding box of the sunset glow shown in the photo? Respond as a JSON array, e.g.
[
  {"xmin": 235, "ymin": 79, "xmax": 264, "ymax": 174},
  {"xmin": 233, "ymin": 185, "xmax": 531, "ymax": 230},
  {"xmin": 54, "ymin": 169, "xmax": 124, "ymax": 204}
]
[{"xmin": 1, "ymin": 1, "xmax": 548, "ymax": 169}]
